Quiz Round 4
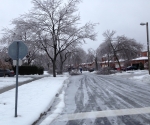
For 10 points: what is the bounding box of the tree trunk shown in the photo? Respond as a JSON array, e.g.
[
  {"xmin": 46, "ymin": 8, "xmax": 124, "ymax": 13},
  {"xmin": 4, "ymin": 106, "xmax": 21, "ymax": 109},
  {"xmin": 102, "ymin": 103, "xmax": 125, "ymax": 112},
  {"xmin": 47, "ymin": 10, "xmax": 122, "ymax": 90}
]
[
  {"xmin": 51, "ymin": 58, "xmax": 56, "ymax": 77},
  {"xmin": 52, "ymin": 40, "xmax": 57, "ymax": 77},
  {"xmin": 95, "ymin": 57, "xmax": 98, "ymax": 70},
  {"xmin": 59, "ymin": 53, "xmax": 63, "ymax": 74},
  {"xmin": 109, "ymin": 40, "xmax": 122, "ymax": 72},
  {"xmin": 114, "ymin": 53, "xmax": 122, "ymax": 72},
  {"xmin": 107, "ymin": 54, "xmax": 110, "ymax": 67},
  {"xmin": 59, "ymin": 62, "xmax": 63, "ymax": 74}
]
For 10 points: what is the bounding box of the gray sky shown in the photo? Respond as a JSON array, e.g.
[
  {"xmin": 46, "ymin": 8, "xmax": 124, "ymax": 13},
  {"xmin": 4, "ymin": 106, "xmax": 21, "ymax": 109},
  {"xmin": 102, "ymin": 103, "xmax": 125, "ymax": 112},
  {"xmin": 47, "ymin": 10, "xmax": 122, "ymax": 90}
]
[{"xmin": 0, "ymin": 0, "xmax": 150, "ymax": 52}]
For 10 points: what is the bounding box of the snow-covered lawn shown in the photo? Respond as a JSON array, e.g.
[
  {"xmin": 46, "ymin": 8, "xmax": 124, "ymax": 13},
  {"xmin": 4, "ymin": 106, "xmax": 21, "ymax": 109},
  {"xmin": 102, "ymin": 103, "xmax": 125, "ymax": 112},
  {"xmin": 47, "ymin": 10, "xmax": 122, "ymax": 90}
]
[
  {"xmin": 0, "ymin": 77, "xmax": 33, "ymax": 89},
  {"xmin": 0, "ymin": 72, "xmax": 69, "ymax": 125},
  {"xmin": 0, "ymin": 71, "xmax": 50, "ymax": 89}
]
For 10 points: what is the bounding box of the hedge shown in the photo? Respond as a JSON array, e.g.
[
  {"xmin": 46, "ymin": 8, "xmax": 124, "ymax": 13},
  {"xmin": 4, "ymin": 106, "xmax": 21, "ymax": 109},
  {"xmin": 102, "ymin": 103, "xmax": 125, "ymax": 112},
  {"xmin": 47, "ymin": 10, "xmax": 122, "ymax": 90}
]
[{"xmin": 13, "ymin": 65, "xmax": 44, "ymax": 75}]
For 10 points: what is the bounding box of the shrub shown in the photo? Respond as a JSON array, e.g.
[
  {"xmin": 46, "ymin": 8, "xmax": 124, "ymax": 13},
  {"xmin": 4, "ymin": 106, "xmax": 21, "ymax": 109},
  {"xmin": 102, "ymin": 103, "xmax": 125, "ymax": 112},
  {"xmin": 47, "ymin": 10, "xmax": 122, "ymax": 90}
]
[
  {"xmin": 13, "ymin": 65, "xmax": 44, "ymax": 75},
  {"xmin": 97, "ymin": 67, "xmax": 117, "ymax": 75},
  {"xmin": 38, "ymin": 67, "xmax": 44, "ymax": 75},
  {"xmin": 139, "ymin": 62, "xmax": 144, "ymax": 70}
]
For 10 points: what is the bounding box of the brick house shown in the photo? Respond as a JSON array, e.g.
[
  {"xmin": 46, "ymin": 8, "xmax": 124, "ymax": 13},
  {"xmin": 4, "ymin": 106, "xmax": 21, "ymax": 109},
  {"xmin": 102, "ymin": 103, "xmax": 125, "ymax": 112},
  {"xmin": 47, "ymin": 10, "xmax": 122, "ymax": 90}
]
[
  {"xmin": 67, "ymin": 51, "xmax": 148, "ymax": 71},
  {"xmin": 100, "ymin": 51, "xmax": 148, "ymax": 70},
  {"xmin": 130, "ymin": 51, "xmax": 148, "ymax": 69},
  {"xmin": 79, "ymin": 62, "xmax": 95, "ymax": 70}
]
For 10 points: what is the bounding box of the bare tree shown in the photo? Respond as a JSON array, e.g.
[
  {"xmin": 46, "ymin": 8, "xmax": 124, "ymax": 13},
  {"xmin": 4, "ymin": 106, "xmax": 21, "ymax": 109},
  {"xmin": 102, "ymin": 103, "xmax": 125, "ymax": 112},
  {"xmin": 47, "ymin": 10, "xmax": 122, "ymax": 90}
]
[
  {"xmin": 73, "ymin": 47, "xmax": 87, "ymax": 66},
  {"xmin": 116, "ymin": 36, "xmax": 143, "ymax": 60},
  {"xmin": 0, "ymin": 49, "xmax": 12, "ymax": 70},
  {"xmin": 12, "ymin": 0, "xmax": 96, "ymax": 77},
  {"xmin": 32, "ymin": 53, "xmax": 50, "ymax": 69},
  {"xmin": 56, "ymin": 49, "xmax": 72, "ymax": 74},
  {"xmin": 65, "ymin": 47, "xmax": 86, "ymax": 68},
  {"xmin": 96, "ymin": 41, "xmax": 113, "ymax": 67},
  {"xmin": 100, "ymin": 30, "xmax": 143, "ymax": 71},
  {"xmin": 87, "ymin": 48, "xmax": 99, "ymax": 70},
  {"xmin": 86, "ymin": 49, "xmax": 94, "ymax": 63},
  {"xmin": 103, "ymin": 30, "xmax": 122, "ymax": 70},
  {"xmin": 1, "ymin": 25, "xmax": 40, "ymax": 66}
]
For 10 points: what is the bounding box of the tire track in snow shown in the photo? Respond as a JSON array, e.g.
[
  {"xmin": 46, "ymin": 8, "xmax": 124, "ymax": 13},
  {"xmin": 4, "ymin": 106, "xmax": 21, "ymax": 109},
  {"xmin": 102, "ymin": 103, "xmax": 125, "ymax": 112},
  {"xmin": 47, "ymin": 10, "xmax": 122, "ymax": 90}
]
[
  {"xmin": 50, "ymin": 73, "xmax": 150, "ymax": 125},
  {"xmin": 87, "ymin": 74, "xmax": 150, "ymax": 125}
]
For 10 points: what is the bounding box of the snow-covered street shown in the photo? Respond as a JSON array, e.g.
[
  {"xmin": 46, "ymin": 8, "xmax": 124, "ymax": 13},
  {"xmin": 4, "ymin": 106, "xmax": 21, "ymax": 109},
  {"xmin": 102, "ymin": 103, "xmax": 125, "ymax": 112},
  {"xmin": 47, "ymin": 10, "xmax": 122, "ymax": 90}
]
[
  {"xmin": 1, "ymin": 0, "xmax": 150, "ymax": 124},
  {"xmin": 1, "ymin": 70, "xmax": 150, "ymax": 125},
  {"xmin": 49, "ymin": 71, "xmax": 150, "ymax": 125}
]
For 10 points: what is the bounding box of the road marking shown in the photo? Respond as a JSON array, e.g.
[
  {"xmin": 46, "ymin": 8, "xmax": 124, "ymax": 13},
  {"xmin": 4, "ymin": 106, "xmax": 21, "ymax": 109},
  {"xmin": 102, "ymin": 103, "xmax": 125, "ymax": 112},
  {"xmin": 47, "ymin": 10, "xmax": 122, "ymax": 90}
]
[{"xmin": 57, "ymin": 107, "xmax": 150, "ymax": 121}]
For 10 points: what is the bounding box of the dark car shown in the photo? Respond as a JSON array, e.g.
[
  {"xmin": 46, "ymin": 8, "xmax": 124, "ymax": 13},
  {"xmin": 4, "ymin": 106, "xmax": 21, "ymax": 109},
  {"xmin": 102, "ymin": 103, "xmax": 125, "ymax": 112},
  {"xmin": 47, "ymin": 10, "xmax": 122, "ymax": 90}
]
[
  {"xmin": 126, "ymin": 66, "xmax": 138, "ymax": 70},
  {"xmin": 88, "ymin": 68, "xmax": 94, "ymax": 72},
  {"xmin": 0, "ymin": 69, "xmax": 15, "ymax": 77},
  {"xmin": 121, "ymin": 67, "xmax": 126, "ymax": 71}
]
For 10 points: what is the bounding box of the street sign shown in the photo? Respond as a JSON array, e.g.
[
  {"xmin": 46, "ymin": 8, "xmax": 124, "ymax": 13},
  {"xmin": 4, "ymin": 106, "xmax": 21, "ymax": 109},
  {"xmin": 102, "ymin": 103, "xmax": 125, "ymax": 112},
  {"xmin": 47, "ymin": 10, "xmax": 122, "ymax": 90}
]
[
  {"xmin": 8, "ymin": 41, "xmax": 28, "ymax": 60},
  {"xmin": 8, "ymin": 40, "xmax": 28, "ymax": 117}
]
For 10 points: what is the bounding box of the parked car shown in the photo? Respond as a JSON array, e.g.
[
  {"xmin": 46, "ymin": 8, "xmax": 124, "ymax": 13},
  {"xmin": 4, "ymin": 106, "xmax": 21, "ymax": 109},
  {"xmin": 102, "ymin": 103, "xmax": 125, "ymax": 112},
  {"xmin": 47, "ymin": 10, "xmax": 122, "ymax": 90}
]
[
  {"xmin": 88, "ymin": 68, "xmax": 94, "ymax": 72},
  {"xmin": 126, "ymin": 66, "xmax": 138, "ymax": 70},
  {"xmin": 121, "ymin": 67, "xmax": 126, "ymax": 71},
  {"xmin": 0, "ymin": 69, "xmax": 15, "ymax": 77}
]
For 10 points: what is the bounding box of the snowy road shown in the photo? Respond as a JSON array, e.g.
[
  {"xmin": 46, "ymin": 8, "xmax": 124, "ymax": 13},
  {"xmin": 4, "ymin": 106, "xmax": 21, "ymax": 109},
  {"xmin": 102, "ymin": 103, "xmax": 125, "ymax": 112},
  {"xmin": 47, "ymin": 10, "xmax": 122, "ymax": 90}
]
[{"xmin": 50, "ymin": 73, "xmax": 150, "ymax": 125}]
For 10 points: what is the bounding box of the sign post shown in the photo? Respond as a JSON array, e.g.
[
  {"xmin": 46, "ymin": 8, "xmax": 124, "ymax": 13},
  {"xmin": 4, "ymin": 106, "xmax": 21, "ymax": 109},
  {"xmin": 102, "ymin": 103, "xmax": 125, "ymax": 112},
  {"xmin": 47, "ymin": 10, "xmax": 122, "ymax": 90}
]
[
  {"xmin": 15, "ymin": 42, "xmax": 19, "ymax": 117},
  {"xmin": 8, "ymin": 40, "xmax": 28, "ymax": 117}
]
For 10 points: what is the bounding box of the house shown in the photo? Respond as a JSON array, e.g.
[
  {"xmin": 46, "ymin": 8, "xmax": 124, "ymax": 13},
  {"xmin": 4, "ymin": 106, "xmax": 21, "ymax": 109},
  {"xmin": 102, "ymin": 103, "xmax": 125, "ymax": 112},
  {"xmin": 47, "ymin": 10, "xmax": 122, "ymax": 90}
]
[
  {"xmin": 130, "ymin": 56, "xmax": 148, "ymax": 69},
  {"xmin": 79, "ymin": 62, "xmax": 95, "ymax": 71},
  {"xmin": 100, "ymin": 51, "xmax": 148, "ymax": 70},
  {"xmin": 66, "ymin": 51, "xmax": 149, "ymax": 71}
]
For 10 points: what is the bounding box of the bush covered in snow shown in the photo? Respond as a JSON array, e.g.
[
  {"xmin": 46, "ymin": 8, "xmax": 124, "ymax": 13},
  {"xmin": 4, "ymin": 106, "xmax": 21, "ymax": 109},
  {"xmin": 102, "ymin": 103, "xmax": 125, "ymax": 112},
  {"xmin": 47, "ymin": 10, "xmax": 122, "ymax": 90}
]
[
  {"xmin": 97, "ymin": 67, "xmax": 117, "ymax": 75},
  {"xmin": 69, "ymin": 69, "xmax": 80, "ymax": 75}
]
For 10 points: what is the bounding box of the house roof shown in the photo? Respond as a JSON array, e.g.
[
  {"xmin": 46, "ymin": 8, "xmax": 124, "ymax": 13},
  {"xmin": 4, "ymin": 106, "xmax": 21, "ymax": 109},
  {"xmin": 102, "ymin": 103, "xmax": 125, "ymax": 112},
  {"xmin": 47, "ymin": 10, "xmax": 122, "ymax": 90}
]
[
  {"xmin": 100, "ymin": 59, "xmax": 125, "ymax": 63},
  {"xmin": 132, "ymin": 56, "xmax": 148, "ymax": 61}
]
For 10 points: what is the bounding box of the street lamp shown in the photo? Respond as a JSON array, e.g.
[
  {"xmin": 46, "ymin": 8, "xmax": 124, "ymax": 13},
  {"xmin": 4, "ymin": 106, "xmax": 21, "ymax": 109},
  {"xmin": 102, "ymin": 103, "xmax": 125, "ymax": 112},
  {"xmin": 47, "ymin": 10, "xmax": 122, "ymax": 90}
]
[{"xmin": 140, "ymin": 22, "xmax": 150, "ymax": 74}]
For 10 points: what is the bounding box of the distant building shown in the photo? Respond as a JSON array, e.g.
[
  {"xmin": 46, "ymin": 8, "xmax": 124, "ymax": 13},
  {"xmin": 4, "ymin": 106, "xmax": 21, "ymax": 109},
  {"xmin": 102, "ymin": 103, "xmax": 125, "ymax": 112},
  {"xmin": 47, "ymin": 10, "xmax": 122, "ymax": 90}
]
[
  {"xmin": 66, "ymin": 51, "xmax": 149, "ymax": 71},
  {"xmin": 100, "ymin": 51, "xmax": 148, "ymax": 70}
]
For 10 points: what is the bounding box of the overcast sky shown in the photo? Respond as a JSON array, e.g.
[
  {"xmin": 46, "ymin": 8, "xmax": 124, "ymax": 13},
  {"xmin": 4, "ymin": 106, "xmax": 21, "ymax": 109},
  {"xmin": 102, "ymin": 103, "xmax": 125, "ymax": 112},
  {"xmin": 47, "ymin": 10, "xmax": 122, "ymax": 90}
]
[{"xmin": 0, "ymin": 0, "xmax": 150, "ymax": 52}]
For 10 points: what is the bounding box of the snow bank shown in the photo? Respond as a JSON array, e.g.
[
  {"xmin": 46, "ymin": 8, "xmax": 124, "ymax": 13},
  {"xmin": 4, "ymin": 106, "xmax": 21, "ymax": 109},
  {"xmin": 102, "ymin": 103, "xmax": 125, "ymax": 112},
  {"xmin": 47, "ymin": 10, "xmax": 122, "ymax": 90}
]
[
  {"xmin": 142, "ymin": 75, "xmax": 150, "ymax": 84},
  {"xmin": 113, "ymin": 70, "xmax": 150, "ymax": 84},
  {"xmin": 40, "ymin": 91, "xmax": 66, "ymax": 125}
]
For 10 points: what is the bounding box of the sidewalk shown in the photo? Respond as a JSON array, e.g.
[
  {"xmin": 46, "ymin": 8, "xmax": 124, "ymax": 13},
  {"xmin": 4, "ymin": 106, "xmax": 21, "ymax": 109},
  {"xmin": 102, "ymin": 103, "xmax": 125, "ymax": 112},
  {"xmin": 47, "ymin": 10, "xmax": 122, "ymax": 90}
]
[
  {"xmin": 0, "ymin": 75, "xmax": 50, "ymax": 94},
  {"xmin": 0, "ymin": 73, "xmax": 69, "ymax": 125}
]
